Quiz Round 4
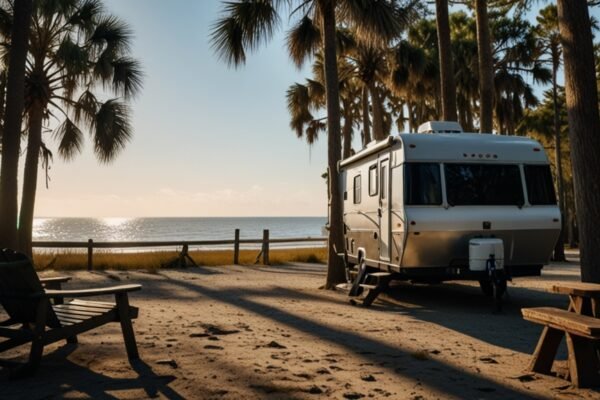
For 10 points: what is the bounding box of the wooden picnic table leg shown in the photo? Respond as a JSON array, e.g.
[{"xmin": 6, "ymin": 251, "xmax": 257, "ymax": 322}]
[
  {"xmin": 569, "ymin": 295, "xmax": 582, "ymax": 313},
  {"xmin": 529, "ymin": 326, "xmax": 564, "ymax": 374},
  {"xmin": 565, "ymin": 333, "xmax": 600, "ymax": 388},
  {"xmin": 592, "ymin": 298, "xmax": 599, "ymax": 319}
]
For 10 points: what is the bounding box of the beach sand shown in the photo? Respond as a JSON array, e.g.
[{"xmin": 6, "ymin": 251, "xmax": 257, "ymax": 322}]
[{"xmin": 1, "ymin": 250, "xmax": 598, "ymax": 399}]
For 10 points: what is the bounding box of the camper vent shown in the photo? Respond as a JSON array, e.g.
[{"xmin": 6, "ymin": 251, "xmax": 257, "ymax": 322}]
[{"xmin": 417, "ymin": 121, "xmax": 463, "ymax": 134}]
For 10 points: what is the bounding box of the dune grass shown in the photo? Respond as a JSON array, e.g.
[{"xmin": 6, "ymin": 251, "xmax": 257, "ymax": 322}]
[{"xmin": 33, "ymin": 247, "xmax": 328, "ymax": 272}]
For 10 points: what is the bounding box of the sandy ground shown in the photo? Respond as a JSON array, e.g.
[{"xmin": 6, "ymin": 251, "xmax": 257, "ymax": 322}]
[{"xmin": 1, "ymin": 250, "xmax": 599, "ymax": 399}]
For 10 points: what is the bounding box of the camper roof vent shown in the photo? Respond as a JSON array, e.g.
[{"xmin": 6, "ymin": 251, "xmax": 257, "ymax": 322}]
[{"xmin": 417, "ymin": 121, "xmax": 463, "ymax": 134}]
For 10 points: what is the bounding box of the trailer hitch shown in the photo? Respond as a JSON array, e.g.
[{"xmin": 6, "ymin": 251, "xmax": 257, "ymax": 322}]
[{"xmin": 486, "ymin": 254, "xmax": 507, "ymax": 313}]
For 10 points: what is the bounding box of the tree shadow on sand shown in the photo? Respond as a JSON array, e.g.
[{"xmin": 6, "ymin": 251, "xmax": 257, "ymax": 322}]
[
  {"xmin": 0, "ymin": 345, "xmax": 185, "ymax": 400},
  {"xmin": 158, "ymin": 275, "xmax": 558, "ymax": 399}
]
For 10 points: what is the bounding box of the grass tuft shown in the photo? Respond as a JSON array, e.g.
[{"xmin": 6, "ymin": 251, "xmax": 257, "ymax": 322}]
[{"xmin": 33, "ymin": 247, "xmax": 327, "ymax": 271}]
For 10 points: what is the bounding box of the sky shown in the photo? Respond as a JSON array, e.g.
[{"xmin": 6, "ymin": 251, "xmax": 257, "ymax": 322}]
[
  {"xmin": 35, "ymin": 0, "xmax": 327, "ymax": 218},
  {"xmin": 31, "ymin": 1, "xmax": 598, "ymax": 218}
]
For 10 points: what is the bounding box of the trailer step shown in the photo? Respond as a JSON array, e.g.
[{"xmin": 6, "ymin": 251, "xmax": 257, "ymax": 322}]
[
  {"xmin": 369, "ymin": 272, "xmax": 392, "ymax": 277},
  {"xmin": 350, "ymin": 273, "xmax": 393, "ymax": 308},
  {"xmin": 336, "ymin": 283, "xmax": 352, "ymax": 292},
  {"xmin": 359, "ymin": 284, "xmax": 377, "ymax": 290}
]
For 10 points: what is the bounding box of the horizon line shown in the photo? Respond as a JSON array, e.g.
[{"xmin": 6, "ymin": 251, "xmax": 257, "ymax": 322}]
[{"xmin": 34, "ymin": 215, "xmax": 328, "ymax": 219}]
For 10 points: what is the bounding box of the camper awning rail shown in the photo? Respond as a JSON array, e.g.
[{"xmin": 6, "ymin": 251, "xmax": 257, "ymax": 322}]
[{"xmin": 340, "ymin": 136, "xmax": 398, "ymax": 168}]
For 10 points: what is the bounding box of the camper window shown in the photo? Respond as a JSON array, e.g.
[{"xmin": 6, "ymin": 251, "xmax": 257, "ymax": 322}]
[
  {"xmin": 524, "ymin": 165, "xmax": 557, "ymax": 205},
  {"xmin": 405, "ymin": 163, "xmax": 442, "ymax": 205},
  {"xmin": 445, "ymin": 164, "xmax": 524, "ymax": 206},
  {"xmin": 353, "ymin": 175, "xmax": 362, "ymax": 204},
  {"xmin": 369, "ymin": 165, "xmax": 378, "ymax": 196}
]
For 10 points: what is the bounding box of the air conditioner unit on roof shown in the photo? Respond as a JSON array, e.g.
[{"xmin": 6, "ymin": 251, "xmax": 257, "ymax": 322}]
[{"xmin": 417, "ymin": 121, "xmax": 463, "ymax": 134}]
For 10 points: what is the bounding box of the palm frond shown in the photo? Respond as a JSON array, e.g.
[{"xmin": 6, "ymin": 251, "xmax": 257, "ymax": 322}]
[
  {"xmin": 305, "ymin": 119, "xmax": 325, "ymax": 145},
  {"xmin": 89, "ymin": 15, "xmax": 132, "ymax": 56},
  {"xmin": 55, "ymin": 37, "xmax": 90, "ymax": 77},
  {"xmin": 92, "ymin": 47, "xmax": 113, "ymax": 80},
  {"xmin": 336, "ymin": 28, "xmax": 356, "ymax": 55},
  {"xmin": 36, "ymin": 0, "xmax": 78, "ymax": 19},
  {"xmin": 210, "ymin": 16, "xmax": 246, "ymax": 66},
  {"xmin": 286, "ymin": 15, "xmax": 320, "ymax": 69},
  {"xmin": 286, "ymin": 82, "xmax": 313, "ymax": 137},
  {"xmin": 210, "ymin": 0, "xmax": 280, "ymax": 67},
  {"xmin": 53, "ymin": 117, "xmax": 84, "ymax": 161},
  {"xmin": 40, "ymin": 141, "xmax": 54, "ymax": 189},
  {"xmin": 73, "ymin": 89, "xmax": 98, "ymax": 125},
  {"xmin": 338, "ymin": 0, "xmax": 416, "ymax": 46},
  {"xmin": 69, "ymin": 0, "xmax": 104, "ymax": 35},
  {"xmin": 92, "ymin": 99, "xmax": 132, "ymax": 163},
  {"xmin": 306, "ymin": 78, "xmax": 325, "ymax": 107},
  {"xmin": 111, "ymin": 57, "xmax": 143, "ymax": 98}
]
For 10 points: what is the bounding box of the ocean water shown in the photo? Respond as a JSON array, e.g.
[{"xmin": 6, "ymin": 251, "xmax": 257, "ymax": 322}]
[{"xmin": 33, "ymin": 217, "xmax": 327, "ymax": 250}]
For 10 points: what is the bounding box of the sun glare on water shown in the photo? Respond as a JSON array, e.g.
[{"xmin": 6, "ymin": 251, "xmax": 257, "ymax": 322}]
[
  {"xmin": 98, "ymin": 217, "xmax": 137, "ymax": 241},
  {"xmin": 101, "ymin": 217, "xmax": 132, "ymax": 228}
]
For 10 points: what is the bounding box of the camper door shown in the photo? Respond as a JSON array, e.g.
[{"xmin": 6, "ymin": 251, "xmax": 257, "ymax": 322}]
[{"xmin": 379, "ymin": 156, "xmax": 391, "ymax": 261}]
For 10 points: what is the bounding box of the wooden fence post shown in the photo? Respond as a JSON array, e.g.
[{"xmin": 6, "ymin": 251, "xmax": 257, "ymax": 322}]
[
  {"xmin": 87, "ymin": 239, "xmax": 93, "ymax": 271},
  {"xmin": 262, "ymin": 229, "xmax": 270, "ymax": 265},
  {"xmin": 233, "ymin": 229, "xmax": 240, "ymax": 265}
]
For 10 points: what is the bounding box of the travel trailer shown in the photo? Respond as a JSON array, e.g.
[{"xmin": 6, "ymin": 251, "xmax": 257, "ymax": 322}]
[{"xmin": 340, "ymin": 122, "xmax": 561, "ymax": 302}]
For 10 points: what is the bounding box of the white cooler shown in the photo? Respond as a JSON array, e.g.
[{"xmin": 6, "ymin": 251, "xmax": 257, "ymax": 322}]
[{"xmin": 469, "ymin": 238, "xmax": 504, "ymax": 271}]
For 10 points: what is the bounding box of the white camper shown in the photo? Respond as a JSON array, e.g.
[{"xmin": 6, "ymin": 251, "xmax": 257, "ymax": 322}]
[{"xmin": 340, "ymin": 122, "xmax": 561, "ymax": 301}]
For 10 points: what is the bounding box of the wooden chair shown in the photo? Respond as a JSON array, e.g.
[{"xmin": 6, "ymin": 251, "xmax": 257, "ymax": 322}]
[{"xmin": 0, "ymin": 249, "xmax": 141, "ymax": 378}]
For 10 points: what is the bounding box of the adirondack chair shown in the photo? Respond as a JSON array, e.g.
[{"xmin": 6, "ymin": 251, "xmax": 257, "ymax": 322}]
[{"xmin": 0, "ymin": 249, "xmax": 141, "ymax": 378}]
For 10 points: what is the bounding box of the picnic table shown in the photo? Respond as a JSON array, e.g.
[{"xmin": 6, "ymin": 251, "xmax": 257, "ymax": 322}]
[
  {"xmin": 552, "ymin": 282, "xmax": 600, "ymax": 317},
  {"xmin": 522, "ymin": 281, "xmax": 600, "ymax": 388}
]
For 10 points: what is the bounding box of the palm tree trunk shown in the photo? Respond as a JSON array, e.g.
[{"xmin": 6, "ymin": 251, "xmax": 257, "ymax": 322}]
[
  {"xmin": 342, "ymin": 105, "xmax": 353, "ymax": 159},
  {"xmin": 557, "ymin": 0, "xmax": 600, "ymax": 282},
  {"xmin": 436, "ymin": 0, "xmax": 457, "ymax": 122},
  {"xmin": 551, "ymin": 55, "xmax": 566, "ymax": 261},
  {"xmin": 361, "ymin": 85, "xmax": 371, "ymax": 146},
  {"xmin": 0, "ymin": 72, "xmax": 7, "ymax": 125},
  {"xmin": 321, "ymin": 0, "xmax": 346, "ymax": 288},
  {"xmin": 0, "ymin": 0, "xmax": 33, "ymax": 249},
  {"xmin": 369, "ymin": 83, "xmax": 384, "ymax": 140},
  {"xmin": 474, "ymin": 0, "xmax": 494, "ymax": 133},
  {"xmin": 18, "ymin": 103, "xmax": 44, "ymax": 257},
  {"xmin": 408, "ymin": 99, "xmax": 415, "ymax": 132}
]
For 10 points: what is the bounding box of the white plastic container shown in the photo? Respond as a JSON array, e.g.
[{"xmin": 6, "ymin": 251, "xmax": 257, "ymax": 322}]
[{"xmin": 469, "ymin": 238, "xmax": 504, "ymax": 271}]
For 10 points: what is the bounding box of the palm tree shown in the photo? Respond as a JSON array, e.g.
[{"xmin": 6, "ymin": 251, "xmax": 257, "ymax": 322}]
[
  {"xmin": 287, "ymin": 54, "xmax": 360, "ymax": 158},
  {"xmin": 474, "ymin": 0, "xmax": 494, "ymax": 132},
  {"xmin": 449, "ymin": 11, "xmax": 478, "ymax": 132},
  {"xmin": 8, "ymin": 0, "xmax": 143, "ymax": 255},
  {"xmin": 435, "ymin": 0, "xmax": 456, "ymax": 121},
  {"xmin": 346, "ymin": 41, "xmax": 390, "ymax": 141},
  {"xmin": 491, "ymin": 14, "xmax": 550, "ymax": 135},
  {"xmin": 0, "ymin": 0, "xmax": 33, "ymax": 250},
  {"xmin": 557, "ymin": 0, "xmax": 600, "ymax": 282},
  {"xmin": 391, "ymin": 20, "xmax": 437, "ymax": 132},
  {"xmin": 536, "ymin": 4, "xmax": 566, "ymax": 261},
  {"xmin": 211, "ymin": 0, "xmax": 410, "ymax": 288}
]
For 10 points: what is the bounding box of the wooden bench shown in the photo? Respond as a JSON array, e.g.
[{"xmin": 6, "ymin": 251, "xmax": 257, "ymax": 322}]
[
  {"xmin": 522, "ymin": 307, "xmax": 600, "ymax": 388},
  {"xmin": 0, "ymin": 249, "xmax": 142, "ymax": 378}
]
